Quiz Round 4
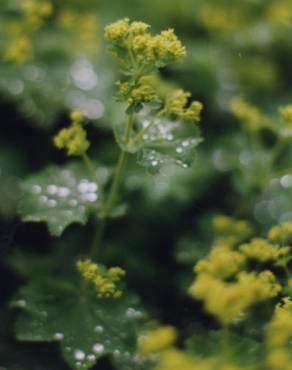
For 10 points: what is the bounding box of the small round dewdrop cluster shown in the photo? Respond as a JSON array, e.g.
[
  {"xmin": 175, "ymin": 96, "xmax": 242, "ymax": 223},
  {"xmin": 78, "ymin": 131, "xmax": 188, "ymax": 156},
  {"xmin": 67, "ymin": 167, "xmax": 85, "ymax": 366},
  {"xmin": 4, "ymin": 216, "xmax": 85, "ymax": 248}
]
[
  {"xmin": 279, "ymin": 105, "xmax": 292, "ymax": 127},
  {"xmin": 76, "ymin": 259, "xmax": 125, "ymax": 298},
  {"xmin": 53, "ymin": 112, "xmax": 90, "ymax": 156},
  {"xmin": 266, "ymin": 297, "xmax": 292, "ymax": 370},
  {"xmin": 165, "ymin": 89, "xmax": 203, "ymax": 123},
  {"xmin": 230, "ymin": 97, "xmax": 263, "ymax": 132}
]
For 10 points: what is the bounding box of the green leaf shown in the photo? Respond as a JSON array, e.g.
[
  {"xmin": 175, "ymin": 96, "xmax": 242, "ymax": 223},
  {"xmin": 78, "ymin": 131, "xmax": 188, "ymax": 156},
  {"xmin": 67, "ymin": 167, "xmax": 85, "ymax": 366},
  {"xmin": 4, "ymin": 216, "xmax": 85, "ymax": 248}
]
[
  {"xmin": 114, "ymin": 109, "xmax": 203, "ymax": 172},
  {"xmin": 186, "ymin": 330, "xmax": 262, "ymax": 367},
  {"xmin": 11, "ymin": 278, "xmax": 145, "ymax": 370},
  {"xmin": 18, "ymin": 162, "xmax": 106, "ymax": 236}
]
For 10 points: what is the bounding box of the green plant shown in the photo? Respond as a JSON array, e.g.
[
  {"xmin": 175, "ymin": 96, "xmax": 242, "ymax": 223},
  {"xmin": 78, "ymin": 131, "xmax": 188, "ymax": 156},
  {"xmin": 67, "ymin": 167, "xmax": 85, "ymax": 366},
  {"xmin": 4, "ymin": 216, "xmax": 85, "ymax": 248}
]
[{"xmin": 10, "ymin": 19, "xmax": 203, "ymax": 370}]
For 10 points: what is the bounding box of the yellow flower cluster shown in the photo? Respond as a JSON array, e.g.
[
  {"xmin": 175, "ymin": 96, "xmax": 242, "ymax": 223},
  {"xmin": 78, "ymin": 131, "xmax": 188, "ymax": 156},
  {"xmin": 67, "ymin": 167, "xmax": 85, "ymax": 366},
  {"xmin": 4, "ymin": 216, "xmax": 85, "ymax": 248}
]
[
  {"xmin": 190, "ymin": 270, "xmax": 281, "ymax": 325},
  {"xmin": 268, "ymin": 223, "xmax": 292, "ymax": 244},
  {"xmin": 76, "ymin": 259, "xmax": 126, "ymax": 299},
  {"xmin": 266, "ymin": 297, "xmax": 292, "ymax": 370},
  {"xmin": 53, "ymin": 111, "xmax": 90, "ymax": 156},
  {"xmin": 212, "ymin": 215, "xmax": 253, "ymax": 247},
  {"xmin": 104, "ymin": 18, "xmax": 186, "ymax": 69},
  {"xmin": 139, "ymin": 326, "xmax": 177, "ymax": 354},
  {"xmin": 23, "ymin": 0, "xmax": 53, "ymax": 30},
  {"xmin": 116, "ymin": 80, "xmax": 157, "ymax": 105},
  {"xmin": 240, "ymin": 238, "xmax": 290, "ymax": 263},
  {"xmin": 230, "ymin": 97, "xmax": 263, "ymax": 132},
  {"xmin": 195, "ymin": 246, "xmax": 246, "ymax": 279},
  {"xmin": 165, "ymin": 89, "xmax": 203, "ymax": 123},
  {"xmin": 279, "ymin": 105, "xmax": 292, "ymax": 127}
]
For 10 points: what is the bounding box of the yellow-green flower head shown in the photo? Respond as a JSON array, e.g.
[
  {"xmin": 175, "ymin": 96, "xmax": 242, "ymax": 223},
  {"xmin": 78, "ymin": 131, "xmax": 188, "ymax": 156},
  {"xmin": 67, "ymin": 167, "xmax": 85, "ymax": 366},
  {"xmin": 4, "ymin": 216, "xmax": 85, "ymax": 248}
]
[
  {"xmin": 53, "ymin": 111, "xmax": 89, "ymax": 156},
  {"xmin": 165, "ymin": 89, "xmax": 202, "ymax": 123},
  {"xmin": 279, "ymin": 105, "xmax": 292, "ymax": 127},
  {"xmin": 230, "ymin": 97, "xmax": 262, "ymax": 132},
  {"xmin": 105, "ymin": 19, "xmax": 186, "ymax": 70},
  {"xmin": 104, "ymin": 18, "xmax": 130, "ymax": 41},
  {"xmin": 139, "ymin": 325, "xmax": 177, "ymax": 354},
  {"xmin": 116, "ymin": 80, "xmax": 157, "ymax": 105},
  {"xmin": 266, "ymin": 297, "xmax": 292, "ymax": 370},
  {"xmin": 268, "ymin": 223, "xmax": 292, "ymax": 244},
  {"xmin": 239, "ymin": 238, "xmax": 290, "ymax": 263},
  {"xmin": 190, "ymin": 270, "xmax": 281, "ymax": 325},
  {"xmin": 195, "ymin": 245, "xmax": 246, "ymax": 280},
  {"xmin": 152, "ymin": 29, "xmax": 186, "ymax": 67},
  {"xmin": 212, "ymin": 215, "xmax": 253, "ymax": 247},
  {"xmin": 77, "ymin": 259, "xmax": 126, "ymax": 299}
]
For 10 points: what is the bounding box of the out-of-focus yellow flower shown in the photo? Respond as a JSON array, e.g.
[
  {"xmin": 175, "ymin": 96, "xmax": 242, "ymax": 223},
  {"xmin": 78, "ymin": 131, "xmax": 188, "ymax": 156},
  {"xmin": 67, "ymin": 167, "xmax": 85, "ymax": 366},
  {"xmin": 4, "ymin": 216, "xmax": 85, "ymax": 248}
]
[
  {"xmin": 195, "ymin": 245, "xmax": 246, "ymax": 279},
  {"xmin": 239, "ymin": 238, "xmax": 290, "ymax": 263},
  {"xmin": 53, "ymin": 111, "xmax": 90, "ymax": 156},
  {"xmin": 190, "ymin": 270, "xmax": 281, "ymax": 325},
  {"xmin": 139, "ymin": 326, "xmax": 177, "ymax": 354},
  {"xmin": 266, "ymin": 297, "xmax": 292, "ymax": 370},
  {"xmin": 230, "ymin": 97, "xmax": 263, "ymax": 132},
  {"xmin": 269, "ymin": 223, "xmax": 292, "ymax": 244}
]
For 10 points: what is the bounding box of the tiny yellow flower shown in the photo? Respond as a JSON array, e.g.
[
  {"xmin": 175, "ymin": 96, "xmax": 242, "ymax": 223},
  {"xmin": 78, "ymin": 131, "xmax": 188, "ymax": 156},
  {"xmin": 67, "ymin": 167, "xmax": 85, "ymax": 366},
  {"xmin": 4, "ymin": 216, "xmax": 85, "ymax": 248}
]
[
  {"xmin": 77, "ymin": 259, "xmax": 126, "ymax": 299},
  {"xmin": 53, "ymin": 111, "xmax": 89, "ymax": 156}
]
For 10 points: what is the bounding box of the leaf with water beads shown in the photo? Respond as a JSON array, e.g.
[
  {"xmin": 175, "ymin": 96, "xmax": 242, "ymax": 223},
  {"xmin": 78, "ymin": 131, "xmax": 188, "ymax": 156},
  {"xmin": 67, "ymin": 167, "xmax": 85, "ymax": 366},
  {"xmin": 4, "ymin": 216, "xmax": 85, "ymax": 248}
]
[
  {"xmin": 114, "ymin": 109, "xmax": 203, "ymax": 172},
  {"xmin": 18, "ymin": 162, "xmax": 108, "ymax": 236},
  {"xmin": 11, "ymin": 278, "xmax": 145, "ymax": 370}
]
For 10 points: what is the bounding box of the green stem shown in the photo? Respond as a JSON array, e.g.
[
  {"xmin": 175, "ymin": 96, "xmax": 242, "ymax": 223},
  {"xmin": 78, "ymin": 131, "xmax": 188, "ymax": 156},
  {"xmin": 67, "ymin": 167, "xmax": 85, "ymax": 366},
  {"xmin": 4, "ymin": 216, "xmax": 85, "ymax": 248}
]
[
  {"xmin": 129, "ymin": 117, "xmax": 156, "ymax": 147},
  {"xmin": 89, "ymin": 115, "xmax": 134, "ymax": 260}
]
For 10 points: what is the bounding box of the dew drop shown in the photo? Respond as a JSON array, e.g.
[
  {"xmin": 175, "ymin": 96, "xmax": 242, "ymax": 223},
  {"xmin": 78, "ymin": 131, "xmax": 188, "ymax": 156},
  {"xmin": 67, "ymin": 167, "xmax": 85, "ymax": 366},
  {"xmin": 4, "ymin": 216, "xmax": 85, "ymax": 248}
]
[
  {"xmin": 39, "ymin": 195, "xmax": 48, "ymax": 204},
  {"xmin": 176, "ymin": 147, "xmax": 183, "ymax": 154},
  {"xmin": 74, "ymin": 349, "xmax": 86, "ymax": 361},
  {"xmin": 53, "ymin": 332, "xmax": 64, "ymax": 341},
  {"xmin": 15, "ymin": 299, "xmax": 27, "ymax": 308},
  {"xmin": 87, "ymin": 182, "xmax": 97, "ymax": 192},
  {"xmin": 94, "ymin": 325, "xmax": 104, "ymax": 334},
  {"xmin": 69, "ymin": 199, "xmax": 78, "ymax": 207},
  {"xmin": 78, "ymin": 181, "xmax": 89, "ymax": 193},
  {"xmin": 47, "ymin": 185, "xmax": 57, "ymax": 194},
  {"xmin": 58, "ymin": 187, "xmax": 70, "ymax": 197},
  {"xmin": 47, "ymin": 199, "xmax": 57, "ymax": 207},
  {"xmin": 92, "ymin": 343, "xmax": 104, "ymax": 354},
  {"xmin": 84, "ymin": 193, "xmax": 98, "ymax": 202},
  {"xmin": 32, "ymin": 185, "xmax": 42, "ymax": 194},
  {"xmin": 87, "ymin": 354, "xmax": 96, "ymax": 362}
]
